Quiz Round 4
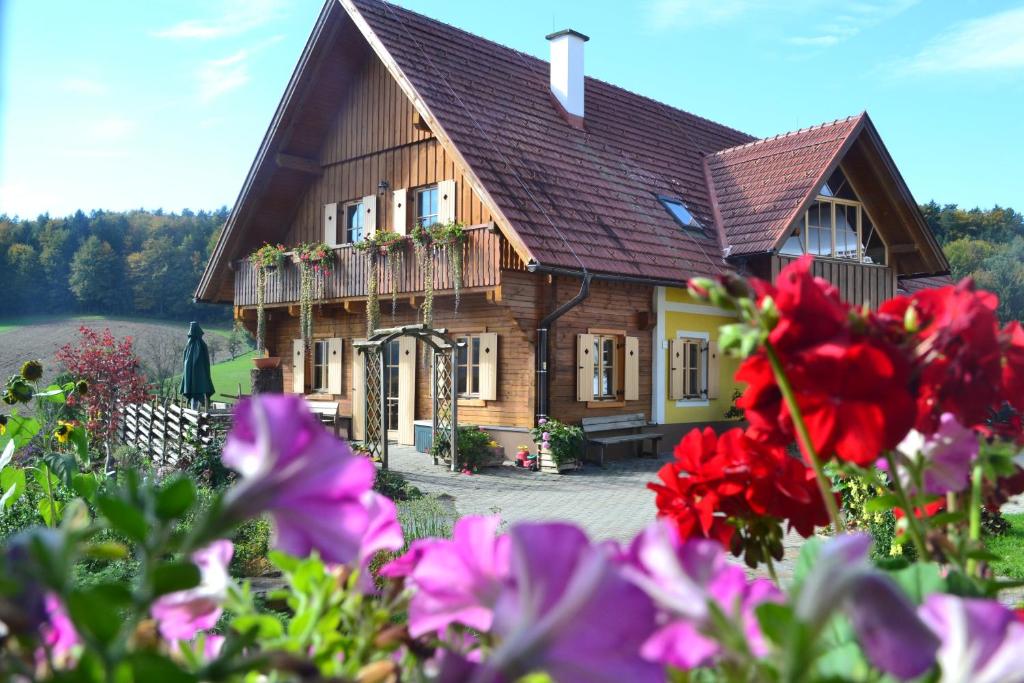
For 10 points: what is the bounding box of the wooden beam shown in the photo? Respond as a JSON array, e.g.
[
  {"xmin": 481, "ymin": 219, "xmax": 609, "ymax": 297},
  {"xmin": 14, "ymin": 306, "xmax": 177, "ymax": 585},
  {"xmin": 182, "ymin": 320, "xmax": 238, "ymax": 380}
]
[
  {"xmin": 412, "ymin": 111, "xmax": 432, "ymax": 133},
  {"xmin": 288, "ymin": 305, "xmax": 300, "ymax": 318},
  {"xmin": 888, "ymin": 244, "xmax": 918, "ymax": 254},
  {"xmin": 343, "ymin": 301, "xmax": 355, "ymax": 314},
  {"xmin": 275, "ymin": 152, "xmax": 322, "ymax": 175}
]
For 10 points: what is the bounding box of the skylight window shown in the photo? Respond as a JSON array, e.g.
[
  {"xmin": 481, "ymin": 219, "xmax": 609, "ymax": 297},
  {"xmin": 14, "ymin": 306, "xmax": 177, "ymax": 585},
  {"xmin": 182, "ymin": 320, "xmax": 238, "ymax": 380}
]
[{"xmin": 659, "ymin": 196, "xmax": 703, "ymax": 231}]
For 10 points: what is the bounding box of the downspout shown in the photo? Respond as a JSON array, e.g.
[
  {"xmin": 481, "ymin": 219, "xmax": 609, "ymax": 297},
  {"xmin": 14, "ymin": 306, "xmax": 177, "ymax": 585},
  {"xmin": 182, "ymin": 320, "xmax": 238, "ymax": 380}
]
[{"xmin": 531, "ymin": 261, "xmax": 592, "ymax": 424}]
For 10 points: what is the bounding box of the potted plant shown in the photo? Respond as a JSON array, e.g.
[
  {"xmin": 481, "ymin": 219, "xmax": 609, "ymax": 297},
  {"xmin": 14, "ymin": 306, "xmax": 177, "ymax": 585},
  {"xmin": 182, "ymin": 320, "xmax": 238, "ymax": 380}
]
[
  {"xmin": 354, "ymin": 231, "xmax": 406, "ymax": 335},
  {"xmin": 249, "ymin": 243, "xmax": 288, "ymax": 366},
  {"xmin": 531, "ymin": 417, "xmax": 584, "ymax": 473}
]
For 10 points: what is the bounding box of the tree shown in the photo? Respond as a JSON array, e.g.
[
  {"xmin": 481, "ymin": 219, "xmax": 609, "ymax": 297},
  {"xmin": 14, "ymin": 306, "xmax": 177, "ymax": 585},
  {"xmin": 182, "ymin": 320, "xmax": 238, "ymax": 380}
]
[
  {"xmin": 6, "ymin": 243, "xmax": 43, "ymax": 313},
  {"xmin": 55, "ymin": 327, "xmax": 149, "ymax": 443},
  {"xmin": 69, "ymin": 237, "xmax": 122, "ymax": 312},
  {"xmin": 227, "ymin": 321, "xmax": 252, "ymax": 359}
]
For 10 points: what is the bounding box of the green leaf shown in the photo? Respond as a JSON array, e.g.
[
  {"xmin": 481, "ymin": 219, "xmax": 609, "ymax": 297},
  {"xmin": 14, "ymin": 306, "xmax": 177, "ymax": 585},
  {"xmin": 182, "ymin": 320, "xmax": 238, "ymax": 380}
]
[
  {"xmin": 82, "ymin": 541, "xmax": 130, "ymax": 561},
  {"xmin": 67, "ymin": 587, "xmax": 125, "ymax": 645},
  {"xmin": 155, "ymin": 478, "xmax": 196, "ymax": 520},
  {"xmin": 34, "ymin": 385, "xmax": 68, "ymax": 403},
  {"xmin": 964, "ymin": 548, "xmax": 1001, "ymax": 562},
  {"xmin": 928, "ymin": 511, "xmax": 968, "ymax": 527},
  {"xmin": 38, "ymin": 497, "xmax": 64, "ymax": 526},
  {"xmin": 151, "ymin": 561, "xmax": 201, "ymax": 598},
  {"xmin": 69, "ymin": 427, "xmax": 90, "ymax": 462},
  {"xmin": 96, "ymin": 496, "xmax": 148, "ymax": 542},
  {"xmin": 6, "ymin": 414, "xmax": 41, "ymax": 448},
  {"xmin": 43, "ymin": 453, "xmax": 79, "ymax": 486},
  {"xmin": 891, "ymin": 562, "xmax": 945, "ymax": 604},
  {"xmin": 231, "ymin": 613, "xmax": 284, "ymax": 639},
  {"xmin": 0, "ymin": 466, "xmax": 26, "ymax": 511},
  {"xmin": 72, "ymin": 473, "xmax": 100, "ymax": 501},
  {"xmin": 793, "ymin": 535, "xmax": 824, "ymax": 585},
  {"xmin": 33, "ymin": 464, "xmax": 60, "ymax": 491},
  {"xmin": 125, "ymin": 652, "xmax": 196, "ymax": 683},
  {"xmin": 756, "ymin": 602, "xmax": 795, "ymax": 646},
  {"xmin": 863, "ymin": 494, "xmax": 900, "ymax": 513}
]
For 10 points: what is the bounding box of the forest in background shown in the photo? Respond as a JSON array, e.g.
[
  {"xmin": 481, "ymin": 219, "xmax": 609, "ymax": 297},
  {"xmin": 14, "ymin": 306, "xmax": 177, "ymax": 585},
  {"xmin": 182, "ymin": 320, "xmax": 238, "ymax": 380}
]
[{"xmin": 0, "ymin": 202, "xmax": 1021, "ymax": 324}]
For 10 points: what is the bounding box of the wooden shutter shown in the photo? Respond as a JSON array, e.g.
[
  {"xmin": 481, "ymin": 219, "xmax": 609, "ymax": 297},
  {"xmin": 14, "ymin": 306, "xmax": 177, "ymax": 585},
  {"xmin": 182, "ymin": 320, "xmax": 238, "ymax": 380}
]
[
  {"xmin": 292, "ymin": 339, "xmax": 305, "ymax": 394},
  {"xmin": 362, "ymin": 194, "xmax": 377, "ymax": 236},
  {"xmin": 352, "ymin": 340, "xmax": 365, "ymax": 441},
  {"xmin": 576, "ymin": 333, "xmax": 595, "ymax": 402},
  {"xmin": 478, "ymin": 332, "xmax": 498, "ymax": 401},
  {"xmin": 324, "ymin": 202, "xmax": 339, "ymax": 247},
  {"xmin": 392, "ymin": 188, "xmax": 408, "ymax": 235},
  {"xmin": 624, "ymin": 336, "xmax": 639, "ymax": 401},
  {"xmin": 706, "ymin": 340, "xmax": 720, "ymax": 400},
  {"xmin": 438, "ymin": 179, "xmax": 456, "ymax": 223},
  {"xmin": 327, "ymin": 337, "xmax": 343, "ymax": 395},
  {"xmin": 669, "ymin": 339, "xmax": 685, "ymax": 401},
  {"xmin": 397, "ymin": 336, "xmax": 416, "ymax": 445}
]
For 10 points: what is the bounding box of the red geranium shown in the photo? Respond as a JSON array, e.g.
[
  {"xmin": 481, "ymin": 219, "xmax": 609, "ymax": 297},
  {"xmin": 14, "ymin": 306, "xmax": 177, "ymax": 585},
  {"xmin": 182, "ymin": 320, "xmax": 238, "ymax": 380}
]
[
  {"xmin": 648, "ymin": 427, "xmax": 830, "ymax": 545},
  {"xmin": 1002, "ymin": 321, "xmax": 1024, "ymax": 414},
  {"xmin": 737, "ymin": 256, "xmax": 916, "ymax": 466}
]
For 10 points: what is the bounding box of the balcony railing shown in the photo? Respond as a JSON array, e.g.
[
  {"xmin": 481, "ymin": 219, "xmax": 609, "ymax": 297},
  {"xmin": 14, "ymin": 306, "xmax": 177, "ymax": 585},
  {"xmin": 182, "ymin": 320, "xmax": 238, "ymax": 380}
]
[
  {"xmin": 233, "ymin": 224, "xmax": 522, "ymax": 307},
  {"xmin": 773, "ymin": 254, "xmax": 896, "ymax": 309}
]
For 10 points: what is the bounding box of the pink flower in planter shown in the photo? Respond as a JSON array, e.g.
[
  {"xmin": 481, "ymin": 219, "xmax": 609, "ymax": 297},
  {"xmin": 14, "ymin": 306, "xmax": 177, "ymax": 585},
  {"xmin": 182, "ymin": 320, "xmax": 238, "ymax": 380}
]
[
  {"xmin": 39, "ymin": 593, "xmax": 78, "ymax": 667},
  {"xmin": 222, "ymin": 396, "xmax": 402, "ymax": 566},
  {"xmin": 537, "ymin": 418, "xmax": 548, "ymax": 426},
  {"xmin": 151, "ymin": 541, "xmax": 233, "ymax": 641},
  {"xmin": 624, "ymin": 520, "xmax": 781, "ymax": 669},
  {"xmin": 541, "ymin": 431, "xmax": 551, "ymax": 441},
  {"xmin": 541, "ymin": 440, "xmax": 551, "ymax": 451},
  {"xmin": 918, "ymin": 594, "xmax": 1024, "ymax": 683},
  {"xmin": 391, "ymin": 515, "xmax": 510, "ymax": 637}
]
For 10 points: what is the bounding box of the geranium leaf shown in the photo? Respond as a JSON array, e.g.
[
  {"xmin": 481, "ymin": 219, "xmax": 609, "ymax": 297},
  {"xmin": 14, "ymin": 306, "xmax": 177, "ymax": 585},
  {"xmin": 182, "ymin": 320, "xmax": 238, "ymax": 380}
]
[
  {"xmin": 891, "ymin": 562, "xmax": 945, "ymax": 604},
  {"xmin": 863, "ymin": 494, "xmax": 899, "ymax": 513},
  {"xmin": 155, "ymin": 477, "xmax": 196, "ymax": 520},
  {"xmin": 96, "ymin": 496, "xmax": 148, "ymax": 542},
  {"xmin": 151, "ymin": 561, "xmax": 201, "ymax": 597}
]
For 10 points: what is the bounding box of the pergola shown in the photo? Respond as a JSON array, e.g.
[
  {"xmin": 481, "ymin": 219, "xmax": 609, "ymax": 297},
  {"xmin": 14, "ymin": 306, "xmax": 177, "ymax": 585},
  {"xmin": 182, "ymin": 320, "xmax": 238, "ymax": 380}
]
[{"xmin": 352, "ymin": 324, "xmax": 463, "ymax": 471}]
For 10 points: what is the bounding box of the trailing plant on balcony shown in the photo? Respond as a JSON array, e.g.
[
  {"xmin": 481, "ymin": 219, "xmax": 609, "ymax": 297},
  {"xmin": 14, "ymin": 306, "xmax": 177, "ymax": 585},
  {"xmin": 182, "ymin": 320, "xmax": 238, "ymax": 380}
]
[
  {"xmin": 248, "ymin": 243, "xmax": 287, "ymax": 354},
  {"xmin": 296, "ymin": 243, "xmax": 334, "ymax": 349},
  {"xmin": 354, "ymin": 231, "xmax": 405, "ymax": 335},
  {"xmin": 410, "ymin": 221, "xmax": 467, "ymax": 328}
]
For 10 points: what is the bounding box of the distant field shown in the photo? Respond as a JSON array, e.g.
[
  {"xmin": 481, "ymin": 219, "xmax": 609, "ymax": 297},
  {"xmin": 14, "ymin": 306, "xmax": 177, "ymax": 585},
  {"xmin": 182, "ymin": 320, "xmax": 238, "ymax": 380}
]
[
  {"xmin": 210, "ymin": 351, "xmax": 256, "ymax": 402},
  {"xmin": 0, "ymin": 315, "xmax": 243, "ymax": 392}
]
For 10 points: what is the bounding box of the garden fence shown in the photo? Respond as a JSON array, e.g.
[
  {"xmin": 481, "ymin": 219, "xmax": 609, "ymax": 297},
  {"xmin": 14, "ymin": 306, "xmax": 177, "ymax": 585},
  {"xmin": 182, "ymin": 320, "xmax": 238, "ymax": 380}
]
[{"xmin": 115, "ymin": 399, "xmax": 232, "ymax": 466}]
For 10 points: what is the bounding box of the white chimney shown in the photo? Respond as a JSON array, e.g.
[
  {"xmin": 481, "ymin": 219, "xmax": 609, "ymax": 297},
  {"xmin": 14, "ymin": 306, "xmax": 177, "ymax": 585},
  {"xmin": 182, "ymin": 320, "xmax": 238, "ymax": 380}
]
[{"xmin": 546, "ymin": 29, "xmax": 589, "ymax": 120}]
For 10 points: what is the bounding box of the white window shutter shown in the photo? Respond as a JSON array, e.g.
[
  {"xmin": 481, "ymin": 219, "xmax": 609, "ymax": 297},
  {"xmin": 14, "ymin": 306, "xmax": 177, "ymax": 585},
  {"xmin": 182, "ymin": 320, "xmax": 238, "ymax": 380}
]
[
  {"xmin": 397, "ymin": 336, "xmax": 416, "ymax": 445},
  {"xmin": 362, "ymin": 194, "xmax": 377, "ymax": 236},
  {"xmin": 392, "ymin": 188, "xmax": 408, "ymax": 235},
  {"xmin": 577, "ymin": 333, "xmax": 595, "ymax": 402},
  {"xmin": 706, "ymin": 340, "xmax": 720, "ymax": 400},
  {"xmin": 624, "ymin": 336, "xmax": 639, "ymax": 401},
  {"xmin": 324, "ymin": 202, "xmax": 339, "ymax": 247},
  {"xmin": 669, "ymin": 339, "xmax": 685, "ymax": 401},
  {"xmin": 292, "ymin": 339, "xmax": 305, "ymax": 394},
  {"xmin": 438, "ymin": 179, "xmax": 456, "ymax": 224},
  {"xmin": 327, "ymin": 337, "xmax": 343, "ymax": 395},
  {"xmin": 478, "ymin": 332, "xmax": 498, "ymax": 401},
  {"xmin": 352, "ymin": 340, "xmax": 365, "ymax": 441}
]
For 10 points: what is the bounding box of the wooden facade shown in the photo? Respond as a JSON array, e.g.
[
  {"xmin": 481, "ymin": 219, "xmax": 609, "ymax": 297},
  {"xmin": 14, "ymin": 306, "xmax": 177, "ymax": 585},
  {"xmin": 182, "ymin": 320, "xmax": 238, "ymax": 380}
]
[{"xmin": 771, "ymin": 254, "xmax": 896, "ymax": 309}]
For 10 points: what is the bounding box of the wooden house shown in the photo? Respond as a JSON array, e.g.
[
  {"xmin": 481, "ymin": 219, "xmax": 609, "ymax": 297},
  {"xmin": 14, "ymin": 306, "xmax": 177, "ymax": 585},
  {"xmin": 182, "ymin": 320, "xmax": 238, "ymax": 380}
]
[{"xmin": 197, "ymin": 0, "xmax": 949, "ymax": 454}]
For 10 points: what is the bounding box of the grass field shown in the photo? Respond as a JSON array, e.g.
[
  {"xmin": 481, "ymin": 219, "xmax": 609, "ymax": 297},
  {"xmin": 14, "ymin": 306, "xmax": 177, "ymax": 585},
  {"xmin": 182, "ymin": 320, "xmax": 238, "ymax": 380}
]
[
  {"xmin": 210, "ymin": 351, "xmax": 256, "ymax": 402},
  {"xmin": 0, "ymin": 314, "xmax": 233, "ymax": 338},
  {"xmin": 987, "ymin": 513, "xmax": 1024, "ymax": 580}
]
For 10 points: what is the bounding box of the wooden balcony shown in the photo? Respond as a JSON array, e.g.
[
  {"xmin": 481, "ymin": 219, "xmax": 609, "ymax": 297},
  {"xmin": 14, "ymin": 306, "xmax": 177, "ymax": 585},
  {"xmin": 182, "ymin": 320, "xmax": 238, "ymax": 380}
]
[
  {"xmin": 772, "ymin": 254, "xmax": 896, "ymax": 309},
  {"xmin": 233, "ymin": 224, "xmax": 523, "ymax": 307}
]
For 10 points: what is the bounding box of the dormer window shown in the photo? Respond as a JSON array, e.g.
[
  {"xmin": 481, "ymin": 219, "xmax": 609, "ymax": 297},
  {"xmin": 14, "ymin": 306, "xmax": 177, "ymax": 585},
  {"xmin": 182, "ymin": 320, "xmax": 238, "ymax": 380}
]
[
  {"xmin": 780, "ymin": 167, "xmax": 887, "ymax": 265},
  {"xmin": 659, "ymin": 196, "xmax": 703, "ymax": 231}
]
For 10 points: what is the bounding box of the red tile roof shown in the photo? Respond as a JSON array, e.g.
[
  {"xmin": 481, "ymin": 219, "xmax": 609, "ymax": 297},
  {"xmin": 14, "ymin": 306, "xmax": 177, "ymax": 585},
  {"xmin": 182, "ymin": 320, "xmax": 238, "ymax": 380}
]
[
  {"xmin": 706, "ymin": 116, "xmax": 863, "ymax": 255},
  {"xmin": 351, "ymin": 0, "xmax": 757, "ymax": 280},
  {"xmin": 898, "ymin": 274, "xmax": 955, "ymax": 294}
]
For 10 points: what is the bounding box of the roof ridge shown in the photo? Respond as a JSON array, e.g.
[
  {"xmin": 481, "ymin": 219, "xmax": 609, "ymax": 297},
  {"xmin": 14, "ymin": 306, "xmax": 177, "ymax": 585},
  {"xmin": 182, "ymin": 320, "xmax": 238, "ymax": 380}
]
[
  {"xmin": 710, "ymin": 113, "xmax": 862, "ymax": 158},
  {"xmin": 362, "ymin": 0, "xmax": 755, "ymax": 144}
]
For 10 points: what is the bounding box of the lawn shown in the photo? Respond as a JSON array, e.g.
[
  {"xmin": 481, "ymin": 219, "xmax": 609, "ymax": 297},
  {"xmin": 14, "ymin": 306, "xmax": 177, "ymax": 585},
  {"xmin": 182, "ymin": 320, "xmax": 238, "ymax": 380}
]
[
  {"xmin": 210, "ymin": 351, "xmax": 256, "ymax": 402},
  {"xmin": 986, "ymin": 512, "xmax": 1024, "ymax": 580}
]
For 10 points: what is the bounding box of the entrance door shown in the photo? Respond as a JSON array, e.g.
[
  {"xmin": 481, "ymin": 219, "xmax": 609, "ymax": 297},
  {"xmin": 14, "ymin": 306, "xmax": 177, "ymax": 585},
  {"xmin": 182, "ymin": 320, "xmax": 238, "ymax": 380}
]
[{"xmin": 384, "ymin": 340, "xmax": 400, "ymax": 440}]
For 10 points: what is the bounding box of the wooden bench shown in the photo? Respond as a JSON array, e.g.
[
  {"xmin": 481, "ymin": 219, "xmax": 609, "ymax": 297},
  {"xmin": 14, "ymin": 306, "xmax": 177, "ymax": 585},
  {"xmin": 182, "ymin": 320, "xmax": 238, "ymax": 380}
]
[
  {"xmin": 305, "ymin": 398, "xmax": 354, "ymax": 440},
  {"xmin": 582, "ymin": 413, "xmax": 663, "ymax": 467}
]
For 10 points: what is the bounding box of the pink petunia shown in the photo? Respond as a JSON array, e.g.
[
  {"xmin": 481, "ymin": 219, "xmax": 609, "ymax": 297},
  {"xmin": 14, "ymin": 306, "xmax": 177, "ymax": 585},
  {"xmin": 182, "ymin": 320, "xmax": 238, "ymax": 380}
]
[{"xmin": 151, "ymin": 541, "xmax": 233, "ymax": 641}]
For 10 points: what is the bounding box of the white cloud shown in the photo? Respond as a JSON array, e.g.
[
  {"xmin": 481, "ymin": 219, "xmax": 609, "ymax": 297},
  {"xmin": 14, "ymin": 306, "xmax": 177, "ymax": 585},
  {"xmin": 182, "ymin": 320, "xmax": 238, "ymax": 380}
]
[
  {"xmin": 154, "ymin": 0, "xmax": 283, "ymax": 39},
  {"xmin": 786, "ymin": 0, "xmax": 918, "ymax": 47},
  {"xmin": 60, "ymin": 77, "xmax": 108, "ymax": 96},
  {"xmin": 197, "ymin": 36, "xmax": 283, "ymax": 103},
  {"xmin": 898, "ymin": 6, "xmax": 1024, "ymax": 74},
  {"xmin": 646, "ymin": 0, "xmax": 755, "ymax": 29}
]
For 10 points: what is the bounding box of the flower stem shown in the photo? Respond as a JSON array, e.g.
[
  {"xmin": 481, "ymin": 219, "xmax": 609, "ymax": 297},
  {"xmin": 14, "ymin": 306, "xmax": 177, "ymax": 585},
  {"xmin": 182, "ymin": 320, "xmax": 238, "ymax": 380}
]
[
  {"xmin": 966, "ymin": 463, "xmax": 983, "ymax": 577},
  {"xmin": 884, "ymin": 451, "xmax": 930, "ymax": 560},
  {"xmin": 764, "ymin": 343, "xmax": 843, "ymax": 534}
]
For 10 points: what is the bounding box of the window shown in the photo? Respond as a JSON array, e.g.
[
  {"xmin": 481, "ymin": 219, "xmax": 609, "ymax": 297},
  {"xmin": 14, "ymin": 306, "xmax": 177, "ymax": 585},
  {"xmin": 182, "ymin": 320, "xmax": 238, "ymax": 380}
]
[
  {"xmin": 592, "ymin": 334, "xmax": 618, "ymax": 400},
  {"xmin": 670, "ymin": 336, "xmax": 712, "ymax": 402},
  {"xmin": 344, "ymin": 201, "xmax": 365, "ymax": 243},
  {"xmin": 679, "ymin": 338, "xmax": 703, "ymax": 399},
  {"xmin": 658, "ymin": 196, "xmax": 703, "ymax": 230},
  {"xmin": 456, "ymin": 335, "xmax": 482, "ymax": 397},
  {"xmin": 415, "ymin": 186, "xmax": 439, "ymax": 228},
  {"xmin": 780, "ymin": 167, "xmax": 886, "ymax": 265},
  {"xmin": 311, "ymin": 340, "xmax": 330, "ymax": 393}
]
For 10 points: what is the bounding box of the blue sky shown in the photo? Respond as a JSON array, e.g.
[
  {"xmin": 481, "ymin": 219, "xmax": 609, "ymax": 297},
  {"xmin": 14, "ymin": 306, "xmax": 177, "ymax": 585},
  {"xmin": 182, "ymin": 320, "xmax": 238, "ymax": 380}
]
[{"xmin": 1, "ymin": 0, "xmax": 1021, "ymax": 219}]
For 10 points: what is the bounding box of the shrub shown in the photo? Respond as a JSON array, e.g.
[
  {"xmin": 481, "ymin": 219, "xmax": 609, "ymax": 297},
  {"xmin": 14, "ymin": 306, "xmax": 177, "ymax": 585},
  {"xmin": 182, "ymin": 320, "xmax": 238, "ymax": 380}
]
[
  {"xmin": 530, "ymin": 418, "xmax": 583, "ymax": 465},
  {"xmin": 430, "ymin": 425, "xmax": 493, "ymax": 471}
]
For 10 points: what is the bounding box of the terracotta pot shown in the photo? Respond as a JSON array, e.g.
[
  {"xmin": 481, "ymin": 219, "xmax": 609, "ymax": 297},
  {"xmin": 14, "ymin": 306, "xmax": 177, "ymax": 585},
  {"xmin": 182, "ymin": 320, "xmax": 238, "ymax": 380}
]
[{"xmin": 253, "ymin": 356, "xmax": 282, "ymax": 369}]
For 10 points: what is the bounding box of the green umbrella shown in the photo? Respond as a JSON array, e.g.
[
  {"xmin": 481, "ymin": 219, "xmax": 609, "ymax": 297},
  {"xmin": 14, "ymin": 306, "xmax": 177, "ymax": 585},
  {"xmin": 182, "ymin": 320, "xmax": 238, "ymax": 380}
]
[{"xmin": 180, "ymin": 321, "xmax": 215, "ymax": 408}]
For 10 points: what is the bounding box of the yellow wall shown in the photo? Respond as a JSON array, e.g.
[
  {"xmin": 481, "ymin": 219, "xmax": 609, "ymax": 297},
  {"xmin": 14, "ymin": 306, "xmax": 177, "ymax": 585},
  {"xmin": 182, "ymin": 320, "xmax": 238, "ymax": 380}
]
[{"xmin": 661, "ymin": 288, "xmax": 742, "ymax": 425}]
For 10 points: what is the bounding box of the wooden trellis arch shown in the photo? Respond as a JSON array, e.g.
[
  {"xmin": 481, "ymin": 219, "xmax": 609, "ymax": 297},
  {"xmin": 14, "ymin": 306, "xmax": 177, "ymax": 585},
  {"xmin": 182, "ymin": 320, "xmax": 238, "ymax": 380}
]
[{"xmin": 353, "ymin": 324, "xmax": 462, "ymax": 471}]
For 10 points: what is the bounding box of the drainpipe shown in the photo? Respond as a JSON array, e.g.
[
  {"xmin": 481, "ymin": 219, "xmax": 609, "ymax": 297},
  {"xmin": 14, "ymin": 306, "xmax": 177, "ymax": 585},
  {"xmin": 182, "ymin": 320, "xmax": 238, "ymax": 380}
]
[{"xmin": 531, "ymin": 262, "xmax": 592, "ymax": 425}]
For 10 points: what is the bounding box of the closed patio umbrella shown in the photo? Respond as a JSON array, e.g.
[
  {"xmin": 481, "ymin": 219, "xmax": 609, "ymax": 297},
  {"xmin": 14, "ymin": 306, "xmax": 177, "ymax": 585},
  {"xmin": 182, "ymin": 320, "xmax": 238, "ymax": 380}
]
[{"xmin": 180, "ymin": 321, "xmax": 215, "ymax": 409}]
